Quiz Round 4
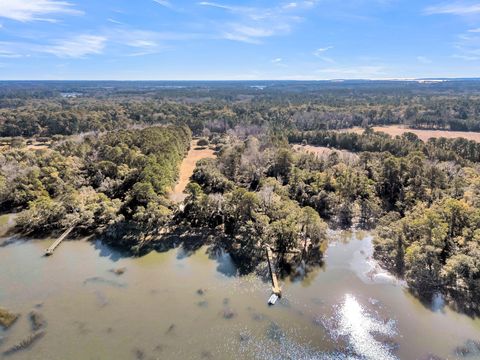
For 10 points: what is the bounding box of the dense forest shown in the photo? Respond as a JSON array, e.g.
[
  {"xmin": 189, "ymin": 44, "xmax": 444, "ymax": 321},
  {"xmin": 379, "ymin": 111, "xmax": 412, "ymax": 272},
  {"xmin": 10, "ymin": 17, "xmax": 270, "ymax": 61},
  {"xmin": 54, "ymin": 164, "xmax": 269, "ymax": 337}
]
[
  {"xmin": 1, "ymin": 81, "xmax": 480, "ymax": 313},
  {"xmin": 0, "ymin": 125, "xmax": 191, "ymax": 250},
  {"xmin": 182, "ymin": 130, "xmax": 479, "ymax": 313},
  {"xmin": 2, "ymin": 80, "xmax": 480, "ymax": 139}
]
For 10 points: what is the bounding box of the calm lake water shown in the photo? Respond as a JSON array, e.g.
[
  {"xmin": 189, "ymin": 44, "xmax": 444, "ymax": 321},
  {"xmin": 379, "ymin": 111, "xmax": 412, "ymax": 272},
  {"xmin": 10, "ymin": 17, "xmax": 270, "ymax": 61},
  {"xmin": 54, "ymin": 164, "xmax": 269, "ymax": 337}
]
[{"xmin": 0, "ymin": 225, "xmax": 479, "ymax": 359}]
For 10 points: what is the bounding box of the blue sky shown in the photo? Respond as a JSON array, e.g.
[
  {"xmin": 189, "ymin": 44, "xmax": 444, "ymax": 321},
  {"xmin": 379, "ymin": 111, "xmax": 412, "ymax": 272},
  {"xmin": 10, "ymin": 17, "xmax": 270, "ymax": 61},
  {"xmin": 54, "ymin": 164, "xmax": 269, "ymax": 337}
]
[{"xmin": 0, "ymin": 0, "xmax": 479, "ymax": 80}]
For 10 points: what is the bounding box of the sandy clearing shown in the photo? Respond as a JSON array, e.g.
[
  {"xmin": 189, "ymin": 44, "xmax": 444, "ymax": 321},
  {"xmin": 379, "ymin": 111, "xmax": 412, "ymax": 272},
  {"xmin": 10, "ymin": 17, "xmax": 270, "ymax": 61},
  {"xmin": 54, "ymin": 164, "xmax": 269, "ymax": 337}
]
[
  {"xmin": 169, "ymin": 140, "xmax": 216, "ymax": 203},
  {"xmin": 293, "ymin": 144, "xmax": 358, "ymax": 163},
  {"xmin": 293, "ymin": 144, "xmax": 336, "ymax": 156},
  {"xmin": 343, "ymin": 126, "xmax": 480, "ymax": 142},
  {"xmin": 26, "ymin": 143, "xmax": 50, "ymax": 150}
]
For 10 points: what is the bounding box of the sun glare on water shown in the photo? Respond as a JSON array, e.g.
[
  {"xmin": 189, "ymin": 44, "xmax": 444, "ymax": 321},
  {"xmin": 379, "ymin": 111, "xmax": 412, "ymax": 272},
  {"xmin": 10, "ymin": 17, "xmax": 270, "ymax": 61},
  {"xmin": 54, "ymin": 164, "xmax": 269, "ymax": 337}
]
[{"xmin": 338, "ymin": 294, "xmax": 398, "ymax": 360}]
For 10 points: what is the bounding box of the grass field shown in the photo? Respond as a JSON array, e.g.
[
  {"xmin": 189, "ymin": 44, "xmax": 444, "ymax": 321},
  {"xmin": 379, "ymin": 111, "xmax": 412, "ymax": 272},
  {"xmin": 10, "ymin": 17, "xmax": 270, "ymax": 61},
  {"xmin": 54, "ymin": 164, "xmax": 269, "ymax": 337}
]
[
  {"xmin": 293, "ymin": 144, "xmax": 358, "ymax": 163},
  {"xmin": 344, "ymin": 126, "xmax": 480, "ymax": 142}
]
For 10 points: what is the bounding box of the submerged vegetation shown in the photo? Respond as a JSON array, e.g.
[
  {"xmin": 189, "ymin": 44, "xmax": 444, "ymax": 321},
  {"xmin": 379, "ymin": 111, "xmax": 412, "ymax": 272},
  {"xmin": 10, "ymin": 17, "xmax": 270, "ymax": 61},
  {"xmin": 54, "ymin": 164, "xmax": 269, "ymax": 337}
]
[
  {"xmin": 0, "ymin": 308, "xmax": 19, "ymax": 329},
  {"xmin": 1, "ymin": 81, "xmax": 480, "ymax": 312}
]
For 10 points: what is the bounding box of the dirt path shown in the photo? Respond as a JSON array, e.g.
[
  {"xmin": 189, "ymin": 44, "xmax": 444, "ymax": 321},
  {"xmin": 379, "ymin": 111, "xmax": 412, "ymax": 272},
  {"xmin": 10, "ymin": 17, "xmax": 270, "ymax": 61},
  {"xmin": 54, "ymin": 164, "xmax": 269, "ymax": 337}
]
[
  {"xmin": 344, "ymin": 125, "xmax": 480, "ymax": 142},
  {"xmin": 169, "ymin": 140, "xmax": 216, "ymax": 203}
]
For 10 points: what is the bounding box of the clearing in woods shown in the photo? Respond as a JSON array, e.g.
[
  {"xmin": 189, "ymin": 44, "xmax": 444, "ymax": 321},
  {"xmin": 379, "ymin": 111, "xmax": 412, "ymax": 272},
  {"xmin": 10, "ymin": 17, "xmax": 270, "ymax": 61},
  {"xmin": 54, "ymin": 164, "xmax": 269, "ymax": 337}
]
[
  {"xmin": 169, "ymin": 139, "xmax": 216, "ymax": 203},
  {"xmin": 344, "ymin": 125, "xmax": 480, "ymax": 142},
  {"xmin": 293, "ymin": 144, "xmax": 358, "ymax": 162}
]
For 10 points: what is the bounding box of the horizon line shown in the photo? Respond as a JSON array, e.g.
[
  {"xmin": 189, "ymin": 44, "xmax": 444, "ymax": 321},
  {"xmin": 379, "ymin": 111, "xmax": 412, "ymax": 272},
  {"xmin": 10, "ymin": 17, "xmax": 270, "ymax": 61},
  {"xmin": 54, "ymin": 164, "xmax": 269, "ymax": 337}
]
[{"xmin": 1, "ymin": 77, "xmax": 480, "ymax": 82}]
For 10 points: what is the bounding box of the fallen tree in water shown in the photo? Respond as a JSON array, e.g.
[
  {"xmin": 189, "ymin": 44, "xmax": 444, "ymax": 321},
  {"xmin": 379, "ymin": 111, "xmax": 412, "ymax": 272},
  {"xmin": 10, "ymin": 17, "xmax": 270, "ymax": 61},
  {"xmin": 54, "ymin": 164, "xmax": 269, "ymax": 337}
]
[
  {"xmin": 2, "ymin": 330, "xmax": 46, "ymax": 356},
  {"xmin": 29, "ymin": 310, "xmax": 47, "ymax": 332}
]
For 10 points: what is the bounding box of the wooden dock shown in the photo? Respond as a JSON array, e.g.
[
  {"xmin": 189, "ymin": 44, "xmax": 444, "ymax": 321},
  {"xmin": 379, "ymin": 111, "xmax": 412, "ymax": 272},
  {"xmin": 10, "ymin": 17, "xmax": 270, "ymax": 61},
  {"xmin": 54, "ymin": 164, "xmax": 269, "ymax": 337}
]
[
  {"xmin": 266, "ymin": 246, "xmax": 282, "ymax": 305},
  {"xmin": 45, "ymin": 227, "xmax": 74, "ymax": 256}
]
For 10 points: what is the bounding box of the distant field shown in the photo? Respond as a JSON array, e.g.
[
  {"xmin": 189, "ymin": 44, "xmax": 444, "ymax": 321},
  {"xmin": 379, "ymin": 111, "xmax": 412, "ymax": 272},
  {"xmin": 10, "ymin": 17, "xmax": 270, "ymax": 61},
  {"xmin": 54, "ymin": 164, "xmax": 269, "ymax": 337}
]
[{"xmin": 344, "ymin": 126, "xmax": 480, "ymax": 142}]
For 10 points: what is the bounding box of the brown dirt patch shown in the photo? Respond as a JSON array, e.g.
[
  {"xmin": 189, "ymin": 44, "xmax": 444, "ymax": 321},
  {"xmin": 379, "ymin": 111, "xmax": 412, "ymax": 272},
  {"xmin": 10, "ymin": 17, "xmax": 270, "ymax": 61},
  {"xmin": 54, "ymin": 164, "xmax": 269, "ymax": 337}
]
[
  {"xmin": 26, "ymin": 142, "xmax": 50, "ymax": 150},
  {"xmin": 293, "ymin": 144, "xmax": 358, "ymax": 163},
  {"xmin": 293, "ymin": 144, "xmax": 336, "ymax": 156},
  {"xmin": 169, "ymin": 140, "xmax": 216, "ymax": 203}
]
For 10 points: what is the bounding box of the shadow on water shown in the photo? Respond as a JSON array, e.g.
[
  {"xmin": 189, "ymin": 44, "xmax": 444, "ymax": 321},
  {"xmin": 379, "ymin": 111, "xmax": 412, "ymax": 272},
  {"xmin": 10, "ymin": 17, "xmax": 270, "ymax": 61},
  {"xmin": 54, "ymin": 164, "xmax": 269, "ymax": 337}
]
[
  {"xmin": 0, "ymin": 236, "xmax": 27, "ymax": 248},
  {"xmin": 207, "ymin": 245, "xmax": 238, "ymax": 277},
  {"xmin": 414, "ymin": 289, "xmax": 480, "ymax": 319},
  {"xmin": 91, "ymin": 239, "xmax": 129, "ymax": 262},
  {"xmin": 147, "ymin": 226, "xmax": 208, "ymax": 258},
  {"xmin": 157, "ymin": 227, "xmax": 239, "ymax": 277}
]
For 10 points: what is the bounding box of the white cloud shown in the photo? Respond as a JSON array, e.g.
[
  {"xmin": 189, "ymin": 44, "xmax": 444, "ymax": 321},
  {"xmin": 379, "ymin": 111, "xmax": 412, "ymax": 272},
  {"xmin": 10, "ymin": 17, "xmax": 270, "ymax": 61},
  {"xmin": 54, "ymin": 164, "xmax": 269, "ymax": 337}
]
[
  {"xmin": 222, "ymin": 24, "xmax": 283, "ymax": 44},
  {"xmin": 271, "ymin": 57, "xmax": 288, "ymax": 67},
  {"xmin": 417, "ymin": 56, "xmax": 432, "ymax": 64},
  {"xmin": 0, "ymin": 41, "xmax": 28, "ymax": 58},
  {"xmin": 313, "ymin": 46, "xmax": 335, "ymax": 63},
  {"xmin": 221, "ymin": 23, "xmax": 291, "ymax": 44},
  {"xmin": 318, "ymin": 56, "xmax": 335, "ymax": 63},
  {"xmin": 198, "ymin": 1, "xmax": 315, "ymax": 43},
  {"xmin": 108, "ymin": 18, "xmax": 123, "ymax": 25},
  {"xmin": 198, "ymin": 2, "xmax": 224, "ymax": 8},
  {"xmin": 153, "ymin": 0, "xmax": 173, "ymax": 9},
  {"xmin": 313, "ymin": 46, "xmax": 333, "ymax": 56},
  {"xmin": 425, "ymin": 2, "xmax": 480, "ymax": 16},
  {"xmin": 283, "ymin": 3, "xmax": 298, "ymax": 10},
  {"xmin": 0, "ymin": 50, "xmax": 22, "ymax": 58},
  {"xmin": 468, "ymin": 27, "xmax": 480, "ymax": 32},
  {"xmin": 43, "ymin": 35, "xmax": 106, "ymax": 58},
  {"xmin": 452, "ymin": 53, "xmax": 480, "ymax": 60},
  {"xmin": 452, "ymin": 32, "xmax": 480, "ymax": 61},
  {"xmin": 0, "ymin": 0, "xmax": 83, "ymax": 22},
  {"xmin": 0, "ymin": 27, "xmax": 203, "ymax": 60},
  {"xmin": 109, "ymin": 29, "xmax": 203, "ymax": 56}
]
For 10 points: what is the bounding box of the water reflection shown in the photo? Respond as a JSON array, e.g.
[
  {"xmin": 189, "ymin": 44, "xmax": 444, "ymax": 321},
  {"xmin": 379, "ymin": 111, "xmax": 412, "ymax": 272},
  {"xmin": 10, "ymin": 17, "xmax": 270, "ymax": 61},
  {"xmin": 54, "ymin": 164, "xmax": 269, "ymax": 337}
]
[
  {"xmin": 430, "ymin": 293, "xmax": 446, "ymax": 314},
  {"xmin": 337, "ymin": 294, "xmax": 397, "ymax": 360},
  {"xmin": 0, "ymin": 232, "xmax": 479, "ymax": 360}
]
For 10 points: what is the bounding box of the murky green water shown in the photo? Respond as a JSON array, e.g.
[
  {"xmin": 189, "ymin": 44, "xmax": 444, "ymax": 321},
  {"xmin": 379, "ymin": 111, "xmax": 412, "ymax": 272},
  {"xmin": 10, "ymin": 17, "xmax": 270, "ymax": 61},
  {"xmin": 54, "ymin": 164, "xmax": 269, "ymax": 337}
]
[{"xmin": 0, "ymin": 227, "xmax": 479, "ymax": 359}]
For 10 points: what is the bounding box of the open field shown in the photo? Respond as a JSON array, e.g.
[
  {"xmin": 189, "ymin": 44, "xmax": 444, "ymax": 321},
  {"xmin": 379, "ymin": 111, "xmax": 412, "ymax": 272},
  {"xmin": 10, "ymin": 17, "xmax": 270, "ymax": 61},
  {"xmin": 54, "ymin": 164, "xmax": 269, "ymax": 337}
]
[
  {"xmin": 293, "ymin": 144, "xmax": 334, "ymax": 157},
  {"xmin": 344, "ymin": 126, "xmax": 480, "ymax": 142},
  {"xmin": 169, "ymin": 139, "xmax": 216, "ymax": 203},
  {"xmin": 293, "ymin": 144, "xmax": 358, "ymax": 163}
]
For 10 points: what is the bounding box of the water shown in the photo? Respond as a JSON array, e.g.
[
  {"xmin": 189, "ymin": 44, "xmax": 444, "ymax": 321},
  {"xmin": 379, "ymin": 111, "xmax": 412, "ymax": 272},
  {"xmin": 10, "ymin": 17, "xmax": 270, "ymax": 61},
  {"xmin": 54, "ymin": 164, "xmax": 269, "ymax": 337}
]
[{"xmin": 0, "ymin": 229, "xmax": 479, "ymax": 360}]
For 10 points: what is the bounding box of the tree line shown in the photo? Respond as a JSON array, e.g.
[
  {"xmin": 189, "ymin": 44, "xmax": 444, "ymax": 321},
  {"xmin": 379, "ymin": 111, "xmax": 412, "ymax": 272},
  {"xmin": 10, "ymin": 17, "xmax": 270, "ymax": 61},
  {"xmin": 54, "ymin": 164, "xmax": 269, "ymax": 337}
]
[{"xmin": 289, "ymin": 128, "xmax": 480, "ymax": 163}]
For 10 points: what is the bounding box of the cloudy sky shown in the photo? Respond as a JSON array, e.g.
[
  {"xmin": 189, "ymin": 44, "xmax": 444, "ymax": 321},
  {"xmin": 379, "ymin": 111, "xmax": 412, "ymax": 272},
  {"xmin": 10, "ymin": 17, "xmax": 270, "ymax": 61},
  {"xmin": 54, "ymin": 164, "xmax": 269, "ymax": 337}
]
[{"xmin": 0, "ymin": 0, "xmax": 479, "ymax": 80}]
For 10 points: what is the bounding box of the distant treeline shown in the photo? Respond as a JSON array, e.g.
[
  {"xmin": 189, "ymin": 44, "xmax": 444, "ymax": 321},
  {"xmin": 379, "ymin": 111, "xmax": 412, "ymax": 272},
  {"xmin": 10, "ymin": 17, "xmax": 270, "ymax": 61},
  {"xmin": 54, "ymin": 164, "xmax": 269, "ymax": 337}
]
[{"xmin": 2, "ymin": 81, "xmax": 480, "ymax": 137}]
